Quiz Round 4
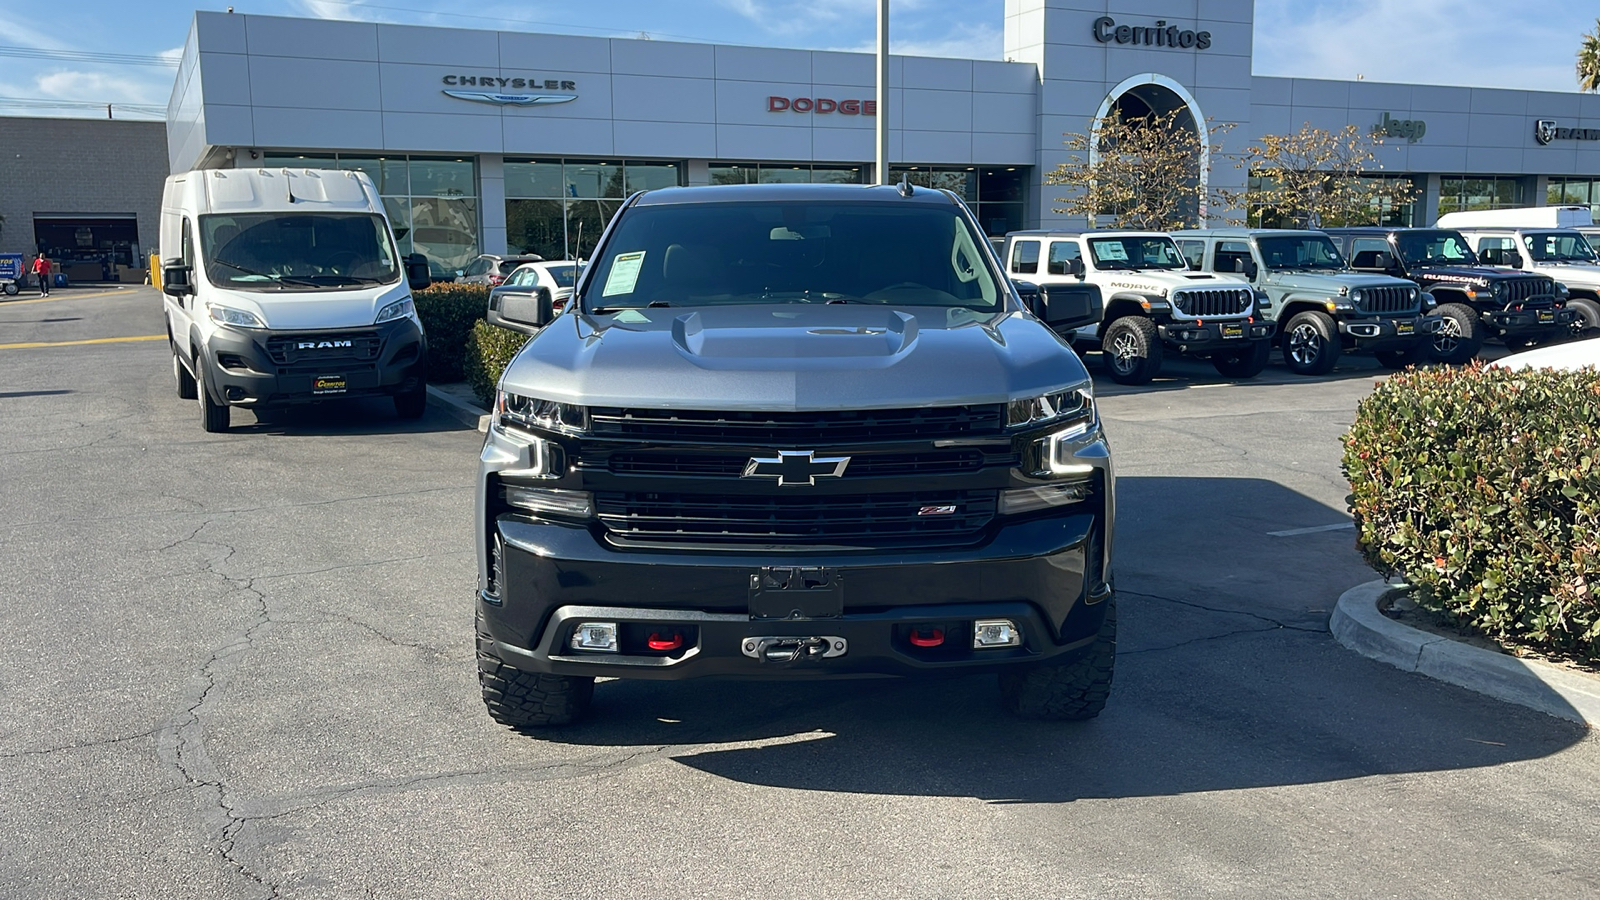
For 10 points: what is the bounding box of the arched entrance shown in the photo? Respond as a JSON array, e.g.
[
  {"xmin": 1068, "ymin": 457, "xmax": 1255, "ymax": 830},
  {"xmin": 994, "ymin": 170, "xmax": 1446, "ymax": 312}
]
[{"xmin": 1089, "ymin": 74, "xmax": 1211, "ymax": 226}]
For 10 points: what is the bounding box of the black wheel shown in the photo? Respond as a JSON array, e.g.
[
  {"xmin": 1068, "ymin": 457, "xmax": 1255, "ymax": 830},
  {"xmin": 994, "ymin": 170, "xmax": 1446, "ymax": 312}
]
[
  {"xmin": 197, "ymin": 361, "xmax": 230, "ymax": 433},
  {"xmin": 477, "ymin": 624, "xmax": 594, "ymax": 728},
  {"xmin": 172, "ymin": 346, "xmax": 197, "ymax": 400},
  {"xmin": 1374, "ymin": 349, "xmax": 1416, "ymax": 370},
  {"xmin": 1100, "ymin": 317, "xmax": 1163, "ymax": 385},
  {"xmin": 998, "ymin": 598, "xmax": 1116, "ymax": 721},
  {"xmin": 1281, "ymin": 310, "xmax": 1341, "ymax": 376},
  {"xmin": 1567, "ymin": 298, "xmax": 1600, "ymax": 340},
  {"xmin": 2, "ymin": 281, "xmax": 17, "ymax": 296},
  {"xmin": 1210, "ymin": 339, "xmax": 1271, "ymax": 378},
  {"xmin": 1427, "ymin": 302, "xmax": 1482, "ymax": 364},
  {"xmin": 394, "ymin": 384, "xmax": 427, "ymax": 420}
]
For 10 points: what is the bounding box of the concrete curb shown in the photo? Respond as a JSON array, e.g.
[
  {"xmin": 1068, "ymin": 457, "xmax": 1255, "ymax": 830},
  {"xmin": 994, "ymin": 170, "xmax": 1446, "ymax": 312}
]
[
  {"xmin": 424, "ymin": 385, "xmax": 490, "ymax": 432},
  {"xmin": 1332, "ymin": 580, "xmax": 1600, "ymax": 727}
]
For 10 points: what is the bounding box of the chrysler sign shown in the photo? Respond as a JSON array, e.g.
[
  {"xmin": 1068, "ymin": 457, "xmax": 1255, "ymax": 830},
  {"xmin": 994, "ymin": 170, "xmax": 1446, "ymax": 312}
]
[{"xmin": 441, "ymin": 74, "xmax": 577, "ymax": 106}]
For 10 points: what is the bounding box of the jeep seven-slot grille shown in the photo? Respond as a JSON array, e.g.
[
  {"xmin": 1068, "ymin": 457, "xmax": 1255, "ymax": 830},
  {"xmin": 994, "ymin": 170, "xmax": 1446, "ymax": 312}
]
[
  {"xmin": 1171, "ymin": 288, "xmax": 1251, "ymax": 317},
  {"xmin": 265, "ymin": 331, "xmax": 382, "ymax": 365},
  {"xmin": 1354, "ymin": 287, "xmax": 1416, "ymax": 315},
  {"xmin": 594, "ymin": 490, "xmax": 997, "ymax": 544},
  {"xmin": 607, "ymin": 448, "xmax": 993, "ymax": 478},
  {"xmin": 588, "ymin": 405, "xmax": 1005, "ymax": 444},
  {"xmin": 1503, "ymin": 278, "xmax": 1555, "ymax": 305}
]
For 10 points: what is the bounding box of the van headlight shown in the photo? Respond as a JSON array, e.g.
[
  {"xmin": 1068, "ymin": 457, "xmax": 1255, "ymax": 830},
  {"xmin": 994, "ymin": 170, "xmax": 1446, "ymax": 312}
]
[
  {"xmin": 206, "ymin": 303, "xmax": 265, "ymax": 329},
  {"xmin": 375, "ymin": 297, "xmax": 415, "ymax": 323},
  {"xmin": 497, "ymin": 390, "xmax": 588, "ymax": 434}
]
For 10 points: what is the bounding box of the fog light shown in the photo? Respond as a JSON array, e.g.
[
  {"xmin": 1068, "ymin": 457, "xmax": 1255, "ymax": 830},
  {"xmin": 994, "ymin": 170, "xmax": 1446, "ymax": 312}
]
[
  {"xmin": 973, "ymin": 619, "xmax": 1021, "ymax": 648},
  {"xmin": 503, "ymin": 485, "xmax": 593, "ymax": 518},
  {"xmin": 570, "ymin": 622, "xmax": 618, "ymax": 652},
  {"xmin": 1000, "ymin": 481, "xmax": 1091, "ymax": 515}
]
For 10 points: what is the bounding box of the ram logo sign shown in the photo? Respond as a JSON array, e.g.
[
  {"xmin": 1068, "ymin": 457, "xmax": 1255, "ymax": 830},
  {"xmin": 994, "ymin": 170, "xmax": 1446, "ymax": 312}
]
[{"xmin": 297, "ymin": 340, "xmax": 353, "ymax": 350}]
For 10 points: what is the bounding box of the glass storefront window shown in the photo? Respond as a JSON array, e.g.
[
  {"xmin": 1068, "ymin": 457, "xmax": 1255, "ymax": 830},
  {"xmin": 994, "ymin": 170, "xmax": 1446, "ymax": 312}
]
[
  {"xmin": 566, "ymin": 198, "xmax": 620, "ymax": 259},
  {"xmin": 336, "ymin": 156, "xmax": 407, "ymax": 195},
  {"xmin": 409, "ymin": 157, "xmax": 474, "ymax": 198},
  {"xmin": 382, "ymin": 197, "xmax": 412, "ymax": 255},
  {"xmin": 410, "ymin": 197, "xmax": 479, "ymax": 276},
  {"xmin": 506, "ymin": 199, "xmax": 565, "ymax": 259},
  {"xmin": 625, "ymin": 161, "xmax": 682, "ymax": 192},
  {"xmin": 505, "ymin": 159, "xmax": 564, "ymax": 199},
  {"xmin": 709, "ymin": 164, "xmax": 758, "ymax": 185},
  {"xmin": 1439, "ymin": 176, "xmax": 1524, "ymax": 216},
  {"xmin": 565, "ymin": 160, "xmax": 623, "ymax": 198},
  {"xmin": 758, "ymin": 166, "xmax": 811, "ymax": 184},
  {"xmin": 811, "ymin": 166, "xmax": 865, "ymax": 184}
]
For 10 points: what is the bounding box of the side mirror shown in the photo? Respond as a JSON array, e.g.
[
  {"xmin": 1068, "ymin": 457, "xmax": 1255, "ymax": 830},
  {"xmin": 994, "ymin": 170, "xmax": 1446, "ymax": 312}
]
[
  {"xmin": 1233, "ymin": 257, "xmax": 1259, "ymax": 280},
  {"xmin": 404, "ymin": 253, "xmax": 431, "ymax": 290},
  {"xmin": 1507, "ymin": 251, "xmax": 1524, "ymax": 268},
  {"xmin": 1012, "ymin": 279, "xmax": 1041, "ymax": 317},
  {"xmin": 162, "ymin": 263, "xmax": 192, "ymax": 297},
  {"xmin": 1038, "ymin": 282, "xmax": 1103, "ymax": 334},
  {"xmin": 1066, "ymin": 257, "xmax": 1086, "ymax": 280},
  {"xmin": 488, "ymin": 285, "xmax": 553, "ymax": 336},
  {"xmin": 1373, "ymin": 252, "xmax": 1394, "ymax": 270}
]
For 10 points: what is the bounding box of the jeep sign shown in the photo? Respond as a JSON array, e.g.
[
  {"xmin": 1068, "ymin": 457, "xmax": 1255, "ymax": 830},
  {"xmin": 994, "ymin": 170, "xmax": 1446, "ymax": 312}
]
[{"xmin": 1372, "ymin": 112, "xmax": 1426, "ymax": 143}]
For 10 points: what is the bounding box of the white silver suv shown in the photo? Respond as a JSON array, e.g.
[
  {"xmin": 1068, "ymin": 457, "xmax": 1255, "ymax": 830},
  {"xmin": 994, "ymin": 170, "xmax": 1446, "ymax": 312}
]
[{"xmin": 1002, "ymin": 230, "xmax": 1273, "ymax": 384}]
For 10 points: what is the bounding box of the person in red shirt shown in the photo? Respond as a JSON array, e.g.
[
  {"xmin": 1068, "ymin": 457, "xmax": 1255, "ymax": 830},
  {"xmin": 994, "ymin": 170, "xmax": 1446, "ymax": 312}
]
[{"xmin": 31, "ymin": 255, "xmax": 51, "ymax": 297}]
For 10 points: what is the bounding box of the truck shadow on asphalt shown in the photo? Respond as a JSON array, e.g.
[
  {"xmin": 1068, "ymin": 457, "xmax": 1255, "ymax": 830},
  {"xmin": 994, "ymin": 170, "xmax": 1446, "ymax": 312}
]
[
  {"xmin": 519, "ymin": 474, "xmax": 1587, "ymax": 800},
  {"xmin": 227, "ymin": 398, "xmax": 474, "ymax": 436}
]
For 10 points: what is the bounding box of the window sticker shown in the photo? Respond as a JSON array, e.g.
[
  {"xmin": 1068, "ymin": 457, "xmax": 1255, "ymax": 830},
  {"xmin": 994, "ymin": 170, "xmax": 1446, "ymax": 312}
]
[
  {"xmin": 602, "ymin": 250, "xmax": 646, "ymax": 297},
  {"xmin": 612, "ymin": 309, "xmax": 650, "ymax": 323},
  {"xmin": 1094, "ymin": 242, "xmax": 1129, "ymax": 261}
]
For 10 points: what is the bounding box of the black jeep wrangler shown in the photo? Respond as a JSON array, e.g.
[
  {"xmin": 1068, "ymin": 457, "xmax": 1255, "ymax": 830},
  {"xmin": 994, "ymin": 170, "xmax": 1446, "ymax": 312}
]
[{"xmin": 1325, "ymin": 227, "xmax": 1577, "ymax": 363}]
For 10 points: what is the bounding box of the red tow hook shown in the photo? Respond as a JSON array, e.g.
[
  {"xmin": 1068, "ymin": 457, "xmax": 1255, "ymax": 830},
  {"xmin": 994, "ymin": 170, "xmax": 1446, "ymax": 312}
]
[
  {"xmin": 647, "ymin": 632, "xmax": 684, "ymax": 651},
  {"xmin": 908, "ymin": 627, "xmax": 945, "ymax": 648}
]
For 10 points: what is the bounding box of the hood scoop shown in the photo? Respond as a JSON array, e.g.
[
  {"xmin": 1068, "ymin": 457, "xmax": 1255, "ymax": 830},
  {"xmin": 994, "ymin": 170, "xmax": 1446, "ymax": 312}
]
[{"xmin": 671, "ymin": 308, "xmax": 919, "ymax": 361}]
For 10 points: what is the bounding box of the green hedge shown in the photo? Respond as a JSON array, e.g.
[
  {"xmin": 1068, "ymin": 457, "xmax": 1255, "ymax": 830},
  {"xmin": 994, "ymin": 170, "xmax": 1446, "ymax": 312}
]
[
  {"xmin": 414, "ymin": 283, "xmax": 490, "ymax": 382},
  {"xmin": 1343, "ymin": 363, "xmax": 1600, "ymax": 663},
  {"xmin": 465, "ymin": 320, "xmax": 532, "ymax": 407}
]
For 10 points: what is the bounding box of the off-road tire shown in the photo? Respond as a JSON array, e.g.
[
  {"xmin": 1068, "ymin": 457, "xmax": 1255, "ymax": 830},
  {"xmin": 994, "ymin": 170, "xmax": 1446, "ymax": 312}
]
[
  {"xmin": 1210, "ymin": 339, "xmax": 1271, "ymax": 378},
  {"xmin": 1567, "ymin": 298, "xmax": 1600, "ymax": 340},
  {"xmin": 198, "ymin": 361, "xmax": 230, "ymax": 433},
  {"xmin": 173, "ymin": 346, "xmax": 197, "ymax": 400},
  {"xmin": 1282, "ymin": 310, "xmax": 1340, "ymax": 376},
  {"xmin": 998, "ymin": 599, "xmax": 1116, "ymax": 721},
  {"xmin": 1374, "ymin": 349, "xmax": 1415, "ymax": 370},
  {"xmin": 477, "ymin": 626, "xmax": 594, "ymax": 728},
  {"xmin": 394, "ymin": 384, "xmax": 427, "ymax": 420},
  {"xmin": 1427, "ymin": 302, "xmax": 1482, "ymax": 364},
  {"xmin": 1101, "ymin": 316, "xmax": 1163, "ymax": 385}
]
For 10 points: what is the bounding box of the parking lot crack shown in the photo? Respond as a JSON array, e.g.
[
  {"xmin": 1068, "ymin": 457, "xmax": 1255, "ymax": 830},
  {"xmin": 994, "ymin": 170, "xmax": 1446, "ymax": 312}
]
[
  {"xmin": 0, "ymin": 727, "xmax": 160, "ymax": 759},
  {"xmin": 1122, "ymin": 588, "xmax": 1326, "ymax": 634}
]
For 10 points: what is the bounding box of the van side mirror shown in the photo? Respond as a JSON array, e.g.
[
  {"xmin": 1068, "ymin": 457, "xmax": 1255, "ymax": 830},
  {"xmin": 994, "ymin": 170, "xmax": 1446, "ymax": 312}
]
[
  {"xmin": 162, "ymin": 263, "xmax": 192, "ymax": 297},
  {"xmin": 1037, "ymin": 282, "xmax": 1103, "ymax": 334},
  {"xmin": 489, "ymin": 285, "xmax": 553, "ymax": 336},
  {"xmin": 404, "ymin": 253, "xmax": 431, "ymax": 290}
]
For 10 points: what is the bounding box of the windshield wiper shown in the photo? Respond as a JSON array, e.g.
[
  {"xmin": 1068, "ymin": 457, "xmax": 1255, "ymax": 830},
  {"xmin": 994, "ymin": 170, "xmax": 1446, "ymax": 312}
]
[{"xmin": 211, "ymin": 258, "xmax": 274, "ymax": 279}]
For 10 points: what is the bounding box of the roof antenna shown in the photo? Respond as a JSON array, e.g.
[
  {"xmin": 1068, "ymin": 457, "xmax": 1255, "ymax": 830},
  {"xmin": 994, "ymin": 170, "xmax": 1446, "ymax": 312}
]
[{"xmin": 897, "ymin": 172, "xmax": 914, "ymax": 197}]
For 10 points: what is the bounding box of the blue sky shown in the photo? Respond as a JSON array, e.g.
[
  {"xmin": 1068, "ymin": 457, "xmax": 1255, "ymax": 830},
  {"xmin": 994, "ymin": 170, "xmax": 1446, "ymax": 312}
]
[{"xmin": 0, "ymin": 0, "xmax": 1595, "ymax": 119}]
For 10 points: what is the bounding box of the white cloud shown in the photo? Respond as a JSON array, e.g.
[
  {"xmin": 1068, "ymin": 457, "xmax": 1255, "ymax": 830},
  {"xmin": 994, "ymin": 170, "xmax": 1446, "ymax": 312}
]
[{"xmin": 35, "ymin": 69, "xmax": 166, "ymax": 105}]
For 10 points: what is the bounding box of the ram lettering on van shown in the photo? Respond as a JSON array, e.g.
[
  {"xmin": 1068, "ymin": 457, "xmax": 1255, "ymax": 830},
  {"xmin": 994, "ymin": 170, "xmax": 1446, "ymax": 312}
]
[{"xmin": 298, "ymin": 340, "xmax": 354, "ymax": 350}]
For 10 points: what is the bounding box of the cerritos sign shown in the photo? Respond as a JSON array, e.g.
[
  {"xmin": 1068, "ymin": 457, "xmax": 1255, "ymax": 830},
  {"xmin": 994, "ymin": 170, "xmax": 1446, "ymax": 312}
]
[
  {"xmin": 441, "ymin": 74, "xmax": 577, "ymax": 106},
  {"xmin": 768, "ymin": 96, "xmax": 877, "ymax": 115},
  {"xmin": 1092, "ymin": 16, "xmax": 1212, "ymax": 50}
]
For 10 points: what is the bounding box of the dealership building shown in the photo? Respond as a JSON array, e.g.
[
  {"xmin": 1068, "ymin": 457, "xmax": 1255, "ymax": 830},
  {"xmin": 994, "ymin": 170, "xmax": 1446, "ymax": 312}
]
[{"xmin": 142, "ymin": 1, "xmax": 1600, "ymax": 270}]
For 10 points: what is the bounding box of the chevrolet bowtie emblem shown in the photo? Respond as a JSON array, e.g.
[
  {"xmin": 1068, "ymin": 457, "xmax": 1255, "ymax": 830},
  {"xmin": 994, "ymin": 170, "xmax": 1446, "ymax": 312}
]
[{"xmin": 742, "ymin": 450, "xmax": 851, "ymax": 486}]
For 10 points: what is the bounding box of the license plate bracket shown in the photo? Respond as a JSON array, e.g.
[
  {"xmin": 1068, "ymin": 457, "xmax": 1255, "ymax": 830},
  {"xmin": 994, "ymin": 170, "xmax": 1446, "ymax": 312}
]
[
  {"xmin": 1395, "ymin": 321, "xmax": 1414, "ymax": 336},
  {"xmin": 312, "ymin": 375, "xmax": 348, "ymax": 395},
  {"xmin": 748, "ymin": 567, "xmax": 843, "ymax": 619},
  {"xmin": 1538, "ymin": 310, "xmax": 1554, "ymax": 323},
  {"xmin": 1221, "ymin": 323, "xmax": 1244, "ymax": 339}
]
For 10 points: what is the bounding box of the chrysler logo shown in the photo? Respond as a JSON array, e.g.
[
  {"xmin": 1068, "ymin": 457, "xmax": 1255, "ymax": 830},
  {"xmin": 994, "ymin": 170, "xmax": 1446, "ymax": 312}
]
[
  {"xmin": 743, "ymin": 450, "xmax": 851, "ymax": 486},
  {"xmin": 443, "ymin": 90, "xmax": 577, "ymax": 106},
  {"xmin": 1535, "ymin": 119, "xmax": 1558, "ymax": 146}
]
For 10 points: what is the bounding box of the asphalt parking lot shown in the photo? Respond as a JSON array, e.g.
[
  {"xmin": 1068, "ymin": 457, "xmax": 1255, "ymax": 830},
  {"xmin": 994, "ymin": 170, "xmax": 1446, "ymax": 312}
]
[{"xmin": 2, "ymin": 286, "xmax": 1597, "ymax": 899}]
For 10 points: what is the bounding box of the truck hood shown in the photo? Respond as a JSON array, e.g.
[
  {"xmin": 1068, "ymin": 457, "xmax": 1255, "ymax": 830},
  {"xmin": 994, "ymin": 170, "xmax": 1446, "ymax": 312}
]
[
  {"xmin": 1529, "ymin": 262, "xmax": 1600, "ymax": 287},
  {"xmin": 200, "ymin": 281, "xmax": 412, "ymax": 331},
  {"xmin": 501, "ymin": 304, "xmax": 1089, "ymax": 410},
  {"xmin": 1098, "ymin": 271, "xmax": 1248, "ymax": 293},
  {"xmin": 1264, "ymin": 271, "xmax": 1413, "ymax": 293}
]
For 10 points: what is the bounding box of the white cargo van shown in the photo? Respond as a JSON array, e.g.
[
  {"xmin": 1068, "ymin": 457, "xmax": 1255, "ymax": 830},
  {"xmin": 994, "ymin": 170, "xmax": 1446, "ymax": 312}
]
[
  {"xmin": 160, "ymin": 168, "xmax": 432, "ymax": 431},
  {"xmin": 1436, "ymin": 206, "xmax": 1600, "ymax": 337}
]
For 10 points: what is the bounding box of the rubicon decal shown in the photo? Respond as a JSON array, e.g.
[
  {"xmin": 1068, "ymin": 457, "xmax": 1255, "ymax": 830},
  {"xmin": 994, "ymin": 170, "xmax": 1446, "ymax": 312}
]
[
  {"xmin": 442, "ymin": 75, "xmax": 578, "ymax": 106},
  {"xmin": 768, "ymin": 97, "xmax": 877, "ymax": 115}
]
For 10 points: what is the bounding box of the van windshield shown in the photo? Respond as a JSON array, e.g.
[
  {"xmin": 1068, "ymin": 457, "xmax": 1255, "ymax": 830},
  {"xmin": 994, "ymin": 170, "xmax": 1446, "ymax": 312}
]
[
  {"xmin": 581, "ymin": 201, "xmax": 1001, "ymax": 312},
  {"xmin": 1520, "ymin": 231, "xmax": 1597, "ymax": 263},
  {"xmin": 200, "ymin": 213, "xmax": 400, "ymax": 290}
]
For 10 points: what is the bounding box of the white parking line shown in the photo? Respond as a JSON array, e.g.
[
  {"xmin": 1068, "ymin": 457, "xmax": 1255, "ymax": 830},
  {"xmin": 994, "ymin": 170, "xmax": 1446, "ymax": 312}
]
[{"xmin": 1269, "ymin": 522, "xmax": 1356, "ymax": 537}]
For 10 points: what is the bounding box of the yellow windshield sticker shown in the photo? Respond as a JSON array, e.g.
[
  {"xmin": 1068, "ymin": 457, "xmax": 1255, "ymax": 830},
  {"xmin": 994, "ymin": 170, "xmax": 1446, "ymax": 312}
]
[{"xmin": 603, "ymin": 251, "xmax": 646, "ymax": 297}]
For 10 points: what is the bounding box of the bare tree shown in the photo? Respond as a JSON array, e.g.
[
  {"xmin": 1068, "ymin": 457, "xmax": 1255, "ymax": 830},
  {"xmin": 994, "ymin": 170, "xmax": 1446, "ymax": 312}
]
[
  {"xmin": 1225, "ymin": 124, "xmax": 1417, "ymax": 228},
  {"xmin": 1047, "ymin": 108, "xmax": 1232, "ymax": 231}
]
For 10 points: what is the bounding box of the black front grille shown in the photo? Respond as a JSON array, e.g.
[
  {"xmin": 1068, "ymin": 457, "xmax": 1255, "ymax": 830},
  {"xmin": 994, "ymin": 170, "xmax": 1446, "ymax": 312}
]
[
  {"xmin": 1355, "ymin": 287, "xmax": 1416, "ymax": 315},
  {"xmin": 595, "ymin": 490, "xmax": 997, "ymax": 544},
  {"xmin": 588, "ymin": 405, "xmax": 1005, "ymax": 444},
  {"xmin": 606, "ymin": 448, "xmax": 993, "ymax": 479},
  {"xmin": 265, "ymin": 331, "xmax": 382, "ymax": 365},
  {"xmin": 1172, "ymin": 288, "xmax": 1251, "ymax": 317},
  {"xmin": 1503, "ymin": 278, "xmax": 1554, "ymax": 304}
]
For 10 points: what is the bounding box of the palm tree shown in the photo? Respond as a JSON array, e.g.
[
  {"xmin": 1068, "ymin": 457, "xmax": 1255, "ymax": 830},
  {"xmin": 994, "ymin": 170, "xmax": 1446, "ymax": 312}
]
[{"xmin": 1579, "ymin": 19, "xmax": 1600, "ymax": 92}]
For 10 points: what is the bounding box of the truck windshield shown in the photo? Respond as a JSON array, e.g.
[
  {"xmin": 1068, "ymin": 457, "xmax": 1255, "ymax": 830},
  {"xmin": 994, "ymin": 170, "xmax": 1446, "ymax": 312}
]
[
  {"xmin": 1520, "ymin": 231, "xmax": 1598, "ymax": 263},
  {"xmin": 581, "ymin": 201, "xmax": 1001, "ymax": 312},
  {"xmin": 1394, "ymin": 230, "xmax": 1479, "ymax": 267},
  {"xmin": 1086, "ymin": 236, "xmax": 1187, "ymax": 271},
  {"xmin": 199, "ymin": 213, "xmax": 400, "ymax": 289},
  {"xmin": 1256, "ymin": 235, "xmax": 1346, "ymax": 271}
]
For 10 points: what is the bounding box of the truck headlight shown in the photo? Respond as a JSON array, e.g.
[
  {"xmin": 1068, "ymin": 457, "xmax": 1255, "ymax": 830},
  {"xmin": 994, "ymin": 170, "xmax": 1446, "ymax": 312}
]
[
  {"xmin": 206, "ymin": 303, "xmax": 265, "ymax": 329},
  {"xmin": 1491, "ymin": 282, "xmax": 1505, "ymax": 299},
  {"xmin": 497, "ymin": 391, "xmax": 587, "ymax": 434},
  {"xmin": 375, "ymin": 297, "xmax": 414, "ymax": 323},
  {"xmin": 1421, "ymin": 291, "xmax": 1437, "ymax": 311},
  {"xmin": 1007, "ymin": 385, "xmax": 1095, "ymax": 430},
  {"xmin": 1555, "ymin": 282, "xmax": 1571, "ymax": 300}
]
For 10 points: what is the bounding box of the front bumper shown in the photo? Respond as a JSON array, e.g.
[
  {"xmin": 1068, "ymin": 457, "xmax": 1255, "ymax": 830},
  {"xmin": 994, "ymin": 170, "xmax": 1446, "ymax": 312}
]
[
  {"xmin": 1156, "ymin": 319, "xmax": 1275, "ymax": 352},
  {"xmin": 1488, "ymin": 306, "xmax": 1579, "ymax": 336},
  {"xmin": 1340, "ymin": 314, "xmax": 1440, "ymax": 350},
  {"xmin": 476, "ymin": 510, "xmax": 1112, "ymax": 680},
  {"xmin": 200, "ymin": 317, "xmax": 427, "ymax": 408}
]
